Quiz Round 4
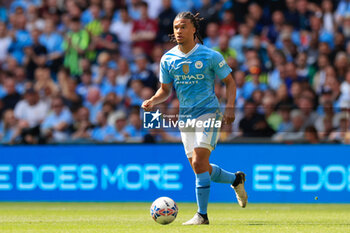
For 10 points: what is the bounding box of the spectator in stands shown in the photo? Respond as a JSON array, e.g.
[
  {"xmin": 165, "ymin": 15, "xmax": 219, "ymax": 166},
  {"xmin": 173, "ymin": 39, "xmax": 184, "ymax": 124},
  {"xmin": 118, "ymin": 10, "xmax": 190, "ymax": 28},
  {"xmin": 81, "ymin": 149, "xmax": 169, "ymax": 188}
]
[
  {"xmin": 116, "ymin": 58, "xmax": 131, "ymax": 89},
  {"xmin": 318, "ymin": 115, "xmax": 334, "ymax": 141},
  {"xmin": 262, "ymin": 95, "xmax": 282, "ymax": 131},
  {"xmin": 267, "ymin": 11, "xmax": 285, "ymax": 44},
  {"xmin": 157, "ymin": 0, "xmax": 177, "ymax": 43},
  {"xmin": 101, "ymin": 101, "xmax": 115, "ymax": 119},
  {"xmin": 273, "ymin": 109, "xmax": 305, "ymax": 142},
  {"xmin": 340, "ymin": 70, "xmax": 350, "ymax": 101},
  {"xmin": 76, "ymin": 70, "xmax": 95, "ymax": 100},
  {"xmin": 214, "ymin": 34, "xmax": 237, "ymax": 61},
  {"xmin": 150, "ymin": 44, "xmax": 163, "ymax": 75},
  {"xmin": 304, "ymin": 125, "xmax": 320, "ymax": 144},
  {"xmin": 1, "ymin": 77, "xmax": 21, "ymax": 112},
  {"xmin": 57, "ymin": 68, "xmax": 82, "ymax": 111},
  {"xmin": 298, "ymin": 95, "xmax": 318, "ymax": 127},
  {"xmin": 284, "ymin": 0, "xmax": 298, "ymax": 27},
  {"xmin": 105, "ymin": 93, "xmax": 122, "ymax": 116},
  {"xmin": 110, "ymin": 7, "xmax": 133, "ymax": 60},
  {"xmin": 90, "ymin": 111, "xmax": 123, "ymax": 142},
  {"xmin": 219, "ymin": 10, "xmax": 238, "ymax": 37},
  {"xmin": 112, "ymin": 110, "xmax": 128, "ymax": 137},
  {"xmin": 229, "ymin": 23, "xmax": 254, "ymax": 64},
  {"xmin": 277, "ymin": 105, "xmax": 293, "ymax": 132},
  {"xmin": 196, "ymin": 0, "xmax": 219, "ymax": 25},
  {"xmin": 8, "ymin": 13, "xmax": 32, "ymax": 65},
  {"xmin": 39, "ymin": 0, "xmax": 62, "ymax": 24},
  {"xmin": 335, "ymin": 0, "xmax": 350, "ymax": 24},
  {"xmin": 234, "ymin": 70, "xmax": 246, "ymax": 110},
  {"xmin": 94, "ymin": 17, "xmax": 118, "ymax": 56},
  {"xmin": 126, "ymin": 79, "xmax": 147, "ymax": 107},
  {"xmin": 85, "ymin": 4, "xmax": 103, "ymax": 62},
  {"xmin": 127, "ymin": 0, "xmax": 142, "ymax": 20},
  {"xmin": 41, "ymin": 96, "xmax": 73, "ymax": 142},
  {"xmin": 340, "ymin": 14, "xmax": 350, "ymax": 42},
  {"xmin": 102, "ymin": 0, "xmax": 119, "ymax": 22},
  {"xmin": 26, "ymin": 5, "xmax": 45, "ymax": 32},
  {"xmin": 296, "ymin": 0, "xmax": 312, "ymax": 30},
  {"xmin": 124, "ymin": 110, "xmax": 147, "ymax": 142},
  {"xmin": 171, "ymin": 0, "xmax": 193, "ymax": 13},
  {"xmin": 203, "ymin": 22, "xmax": 220, "ymax": 49},
  {"xmin": 81, "ymin": 2, "xmax": 100, "ymax": 26},
  {"xmin": 276, "ymin": 84, "xmax": 293, "ymax": 108},
  {"xmin": 93, "ymin": 52, "xmax": 111, "ymax": 85},
  {"xmin": 13, "ymin": 66, "xmax": 27, "ymax": 95},
  {"xmin": 0, "ymin": 73, "xmax": 7, "ymax": 101},
  {"xmin": 316, "ymin": 99, "xmax": 334, "ymax": 129},
  {"xmin": 295, "ymin": 51, "xmax": 316, "ymax": 81},
  {"xmin": 101, "ymin": 67, "xmax": 125, "ymax": 98},
  {"xmin": 239, "ymin": 101, "xmax": 275, "ymax": 137},
  {"xmin": 131, "ymin": 1, "xmax": 158, "ymax": 56},
  {"xmin": 34, "ymin": 67, "xmax": 59, "ymax": 98},
  {"xmin": 39, "ymin": 19, "xmax": 64, "ymax": 74},
  {"xmin": 312, "ymin": 56, "xmax": 331, "ymax": 94},
  {"xmin": 24, "ymin": 28, "xmax": 47, "ymax": 81},
  {"xmin": 0, "ymin": 0, "xmax": 7, "ymax": 23},
  {"xmin": 130, "ymin": 54, "xmax": 158, "ymax": 91},
  {"xmin": 0, "ymin": 109, "xmax": 19, "ymax": 144},
  {"xmin": 243, "ymin": 66, "xmax": 268, "ymax": 99},
  {"xmin": 0, "ymin": 22, "xmax": 11, "ymax": 64},
  {"xmin": 334, "ymin": 52, "xmax": 348, "ymax": 82},
  {"xmin": 63, "ymin": 17, "xmax": 90, "ymax": 76},
  {"xmin": 329, "ymin": 112, "xmax": 350, "ymax": 143},
  {"xmin": 247, "ymin": 2, "xmax": 264, "ymax": 35},
  {"xmin": 84, "ymin": 87, "xmax": 102, "ymax": 124},
  {"xmin": 14, "ymin": 88, "xmax": 48, "ymax": 129},
  {"xmin": 71, "ymin": 106, "xmax": 93, "ymax": 142}
]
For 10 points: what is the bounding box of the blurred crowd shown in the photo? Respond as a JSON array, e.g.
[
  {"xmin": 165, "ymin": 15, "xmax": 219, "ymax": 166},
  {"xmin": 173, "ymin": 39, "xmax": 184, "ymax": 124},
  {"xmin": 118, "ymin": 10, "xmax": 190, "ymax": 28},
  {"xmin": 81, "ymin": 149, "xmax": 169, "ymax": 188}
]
[{"xmin": 0, "ymin": 0, "xmax": 350, "ymax": 144}]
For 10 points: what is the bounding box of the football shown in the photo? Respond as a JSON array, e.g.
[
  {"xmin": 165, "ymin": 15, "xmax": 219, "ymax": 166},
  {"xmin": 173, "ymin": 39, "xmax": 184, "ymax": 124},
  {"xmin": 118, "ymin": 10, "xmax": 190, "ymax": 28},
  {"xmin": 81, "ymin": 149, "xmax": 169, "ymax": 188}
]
[{"xmin": 150, "ymin": 197, "xmax": 178, "ymax": 225}]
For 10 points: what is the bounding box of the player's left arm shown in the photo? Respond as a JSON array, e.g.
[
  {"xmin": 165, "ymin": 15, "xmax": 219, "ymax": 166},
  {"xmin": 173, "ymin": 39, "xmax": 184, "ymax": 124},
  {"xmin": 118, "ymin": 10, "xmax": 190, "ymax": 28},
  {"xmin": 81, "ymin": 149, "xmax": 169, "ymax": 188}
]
[{"xmin": 222, "ymin": 73, "xmax": 236, "ymax": 125}]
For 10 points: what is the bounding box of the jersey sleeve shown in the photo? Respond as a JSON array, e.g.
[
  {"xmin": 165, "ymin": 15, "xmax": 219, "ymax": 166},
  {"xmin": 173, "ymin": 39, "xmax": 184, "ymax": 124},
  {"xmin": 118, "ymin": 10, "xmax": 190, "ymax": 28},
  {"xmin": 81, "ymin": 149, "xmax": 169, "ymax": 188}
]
[
  {"xmin": 159, "ymin": 56, "xmax": 173, "ymax": 84},
  {"xmin": 211, "ymin": 51, "xmax": 232, "ymax": 80}
]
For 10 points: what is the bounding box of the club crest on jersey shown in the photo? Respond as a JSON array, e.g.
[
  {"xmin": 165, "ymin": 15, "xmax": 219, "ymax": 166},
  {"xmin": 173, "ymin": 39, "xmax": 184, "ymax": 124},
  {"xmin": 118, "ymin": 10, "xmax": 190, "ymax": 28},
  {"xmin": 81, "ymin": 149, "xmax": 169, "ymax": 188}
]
[
  {"xmin": 182, "ymin": 64, "xmax": 189, "ymax": 74},
  {"xmin": 195, "ymin": 61, "xmax": 203, "ymax": 69}
]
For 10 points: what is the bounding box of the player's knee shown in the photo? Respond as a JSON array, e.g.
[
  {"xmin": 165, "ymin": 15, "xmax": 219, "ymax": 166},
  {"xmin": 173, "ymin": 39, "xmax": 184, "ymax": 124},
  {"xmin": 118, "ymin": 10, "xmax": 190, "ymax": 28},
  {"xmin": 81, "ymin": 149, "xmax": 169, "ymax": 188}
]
[{"xmin": 192, "ymin": 159, "xmax": 205, "ymax": 173}]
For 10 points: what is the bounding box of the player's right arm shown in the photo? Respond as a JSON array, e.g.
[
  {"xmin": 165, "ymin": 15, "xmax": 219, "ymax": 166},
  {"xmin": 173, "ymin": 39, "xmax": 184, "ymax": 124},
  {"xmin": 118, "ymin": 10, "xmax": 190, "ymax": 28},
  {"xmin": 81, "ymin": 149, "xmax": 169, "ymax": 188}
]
[
  {"xmin": 141, "ymin": 83, "xmax": 173, "ymax": 111},
  {"xmin": 142, "ymin": 54, "xmax": 173, "ymax": 111}
]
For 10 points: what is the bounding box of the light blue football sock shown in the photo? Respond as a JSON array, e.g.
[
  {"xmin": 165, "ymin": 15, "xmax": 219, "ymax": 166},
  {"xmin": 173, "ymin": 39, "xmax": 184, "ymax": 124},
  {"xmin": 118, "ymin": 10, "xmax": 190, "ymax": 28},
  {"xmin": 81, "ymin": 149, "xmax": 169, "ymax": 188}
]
[
  {"xmin": 195, "ymin": 172, "xmax": 211, "ymax": 215},
  {"xmin": 210, "ymin": 164, "xmax": 236, "ymax": 184}
]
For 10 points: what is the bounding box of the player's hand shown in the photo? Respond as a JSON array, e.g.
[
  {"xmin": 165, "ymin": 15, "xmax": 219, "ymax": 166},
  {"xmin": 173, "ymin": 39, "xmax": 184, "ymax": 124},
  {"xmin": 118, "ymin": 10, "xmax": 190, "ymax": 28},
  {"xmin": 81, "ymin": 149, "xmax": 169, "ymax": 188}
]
[
  {"xmin": 223, "ymin": 107, "xmax": 235, "ymax": 125},
  {"xmin": 141, "ymin": 99, "xmax": 154, "ymax": 112}
]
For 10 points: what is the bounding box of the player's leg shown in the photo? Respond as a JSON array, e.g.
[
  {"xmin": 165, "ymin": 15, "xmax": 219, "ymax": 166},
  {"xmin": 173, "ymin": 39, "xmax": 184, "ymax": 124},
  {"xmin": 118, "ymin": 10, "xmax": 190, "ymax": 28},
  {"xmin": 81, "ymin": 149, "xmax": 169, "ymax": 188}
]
[
  {"xmin": 183, "ymin": 147, "xmax": 211, "ymax": 225},
  {"xmin": 210, "ymin": 163, "xmax": 236, "ymax": 184},
  {"xmin": 192, "ymin": 147, "xmax": 211, "ymax": 216},
  {"xmin": 210, "ymin": 163, "xmax": 247, "ymax": 207},
  {"xmin": 195, "ymin": 113, "xmax": 247, "ymax": 208},
  {"xmin": 180, "ymin": 129, "xmax": 210, "ymax": 224}
]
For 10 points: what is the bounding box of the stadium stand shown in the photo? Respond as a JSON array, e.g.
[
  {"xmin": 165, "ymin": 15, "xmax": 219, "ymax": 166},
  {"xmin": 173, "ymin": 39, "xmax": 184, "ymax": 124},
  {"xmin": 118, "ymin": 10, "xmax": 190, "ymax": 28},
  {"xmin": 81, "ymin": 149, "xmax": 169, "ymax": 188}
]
[{"xmin": 0, "ymin": 0, "xmax": 349, "ymax": 144}]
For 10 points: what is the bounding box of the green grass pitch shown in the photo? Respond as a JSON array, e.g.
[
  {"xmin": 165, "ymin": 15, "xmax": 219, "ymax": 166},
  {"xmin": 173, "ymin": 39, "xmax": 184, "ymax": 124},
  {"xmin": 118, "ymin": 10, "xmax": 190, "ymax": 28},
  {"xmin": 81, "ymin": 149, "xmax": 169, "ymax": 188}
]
[{"xmin": 0, "ymin": 203, "xmax": 349, "ymax": 233}]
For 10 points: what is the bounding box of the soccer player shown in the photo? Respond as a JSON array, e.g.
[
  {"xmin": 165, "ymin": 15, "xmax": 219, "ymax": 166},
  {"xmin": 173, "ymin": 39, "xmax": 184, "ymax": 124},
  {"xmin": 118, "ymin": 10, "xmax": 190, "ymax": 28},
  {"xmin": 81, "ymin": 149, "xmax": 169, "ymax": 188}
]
[{"xmin": 141, "ymin": 12, "xmax": 248, "ymax": 225}]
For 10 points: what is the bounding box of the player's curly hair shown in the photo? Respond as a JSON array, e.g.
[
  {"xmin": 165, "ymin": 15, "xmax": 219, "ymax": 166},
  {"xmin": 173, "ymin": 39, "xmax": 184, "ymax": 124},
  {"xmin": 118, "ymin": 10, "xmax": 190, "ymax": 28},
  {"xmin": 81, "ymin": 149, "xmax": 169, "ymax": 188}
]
[{"xmin": 169, "ymin": 12, "xmax": 204, "ymax": 44}]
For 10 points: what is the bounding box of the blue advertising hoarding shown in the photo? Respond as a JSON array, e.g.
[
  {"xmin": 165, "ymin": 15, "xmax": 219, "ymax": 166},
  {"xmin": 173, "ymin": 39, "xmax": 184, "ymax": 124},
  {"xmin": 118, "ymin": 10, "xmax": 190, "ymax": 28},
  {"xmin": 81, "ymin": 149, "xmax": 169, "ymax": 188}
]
[{"xmin": 0, "ymin": 144, "xmax": 349, "ymax": 203}]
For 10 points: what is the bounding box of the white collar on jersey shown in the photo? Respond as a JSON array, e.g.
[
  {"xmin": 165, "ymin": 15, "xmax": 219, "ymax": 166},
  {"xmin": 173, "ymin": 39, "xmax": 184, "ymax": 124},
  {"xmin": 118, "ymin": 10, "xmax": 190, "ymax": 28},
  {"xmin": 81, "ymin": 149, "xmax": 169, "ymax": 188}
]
[{"xmin": 175, "ymin": 44, "xmax": 199, "ymax": 58}]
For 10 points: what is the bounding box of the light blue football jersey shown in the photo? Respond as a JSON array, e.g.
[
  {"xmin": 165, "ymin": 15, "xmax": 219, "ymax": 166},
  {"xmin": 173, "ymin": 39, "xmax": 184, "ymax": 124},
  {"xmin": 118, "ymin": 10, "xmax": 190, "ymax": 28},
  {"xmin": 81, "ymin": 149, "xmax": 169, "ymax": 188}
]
[{"xmin": 160, "ymin": 44, "xmax": 232, "ymax": 119}]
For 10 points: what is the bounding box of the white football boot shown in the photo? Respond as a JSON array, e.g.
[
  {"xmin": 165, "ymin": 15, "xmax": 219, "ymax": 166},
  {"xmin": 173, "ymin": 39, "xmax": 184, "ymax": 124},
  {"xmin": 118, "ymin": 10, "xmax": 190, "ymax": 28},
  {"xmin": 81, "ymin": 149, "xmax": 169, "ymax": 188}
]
[
  {"xmin": 182, "ymin": 213, "xmax": 209, "ymax": 225},
  {"xmin": 231, "ymin": 171, "xmax": 248, "ymax": 208}
]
